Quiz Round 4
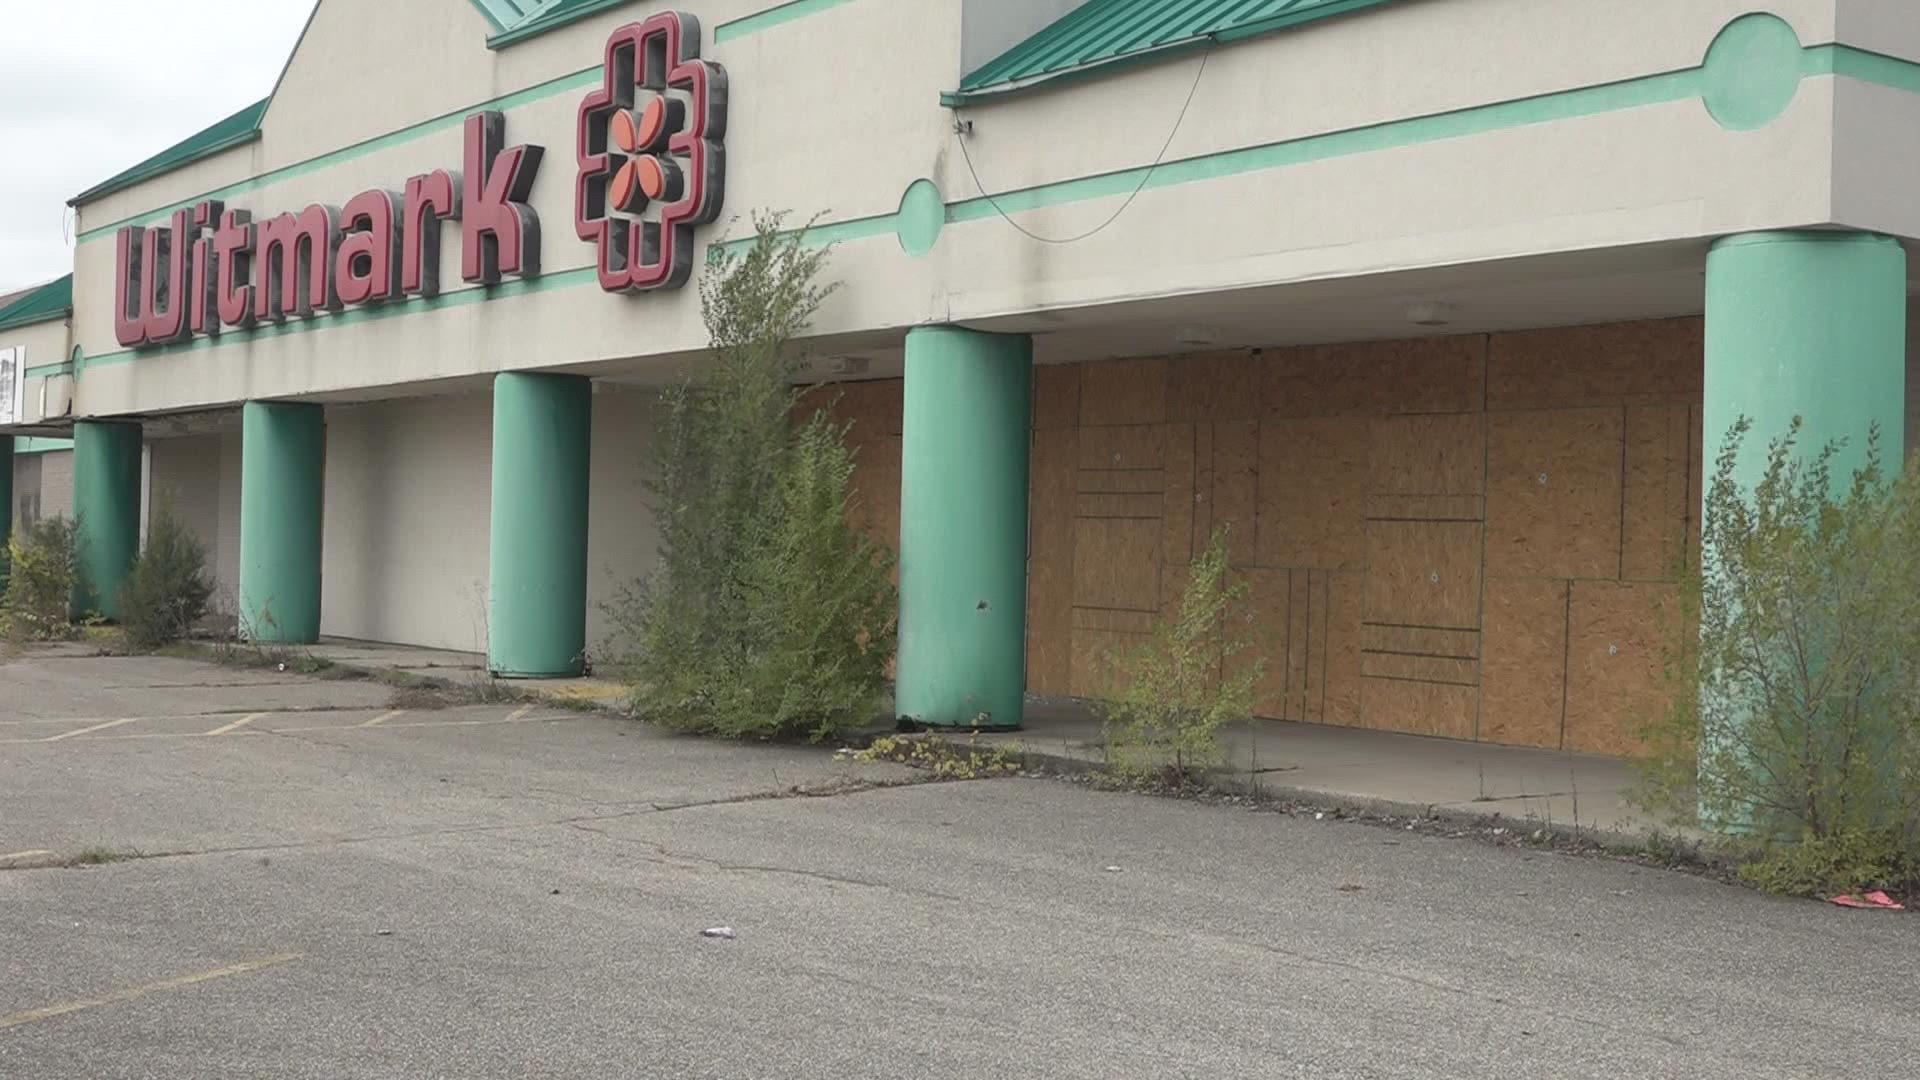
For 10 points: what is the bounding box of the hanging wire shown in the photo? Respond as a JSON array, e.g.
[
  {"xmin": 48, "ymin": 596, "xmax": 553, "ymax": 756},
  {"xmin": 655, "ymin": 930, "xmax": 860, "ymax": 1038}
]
[{"xmin": 953, "ymin": 38, "xmax": 1215, "ymax": 246}]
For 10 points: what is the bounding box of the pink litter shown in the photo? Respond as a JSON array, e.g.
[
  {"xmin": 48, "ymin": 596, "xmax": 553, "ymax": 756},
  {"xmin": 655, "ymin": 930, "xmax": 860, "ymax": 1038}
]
[{"xmin": 1828, "ymin": 890, "xmax": 1905, "ymax": 910}]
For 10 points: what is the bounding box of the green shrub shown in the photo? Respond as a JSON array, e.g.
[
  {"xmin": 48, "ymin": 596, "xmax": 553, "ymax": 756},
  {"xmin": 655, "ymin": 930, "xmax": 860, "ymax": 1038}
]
[
  {"xmin": 1636, "ymin": 417, "xmax": 1920, "ymax": 897},
  {"xmin": 605, "ymin": 213, "xmax": 897, "ymax": 742},
  {"xmin": 1101, "ymin": 528, "xmax": 1261, "ymax": 782},
  {"xmin": 0, "ymin": 516, "xmax": 82, "ymax": 642},
  {"xmin": 117, "ymin": 503, "xmax": 215, "ymax": 651}
]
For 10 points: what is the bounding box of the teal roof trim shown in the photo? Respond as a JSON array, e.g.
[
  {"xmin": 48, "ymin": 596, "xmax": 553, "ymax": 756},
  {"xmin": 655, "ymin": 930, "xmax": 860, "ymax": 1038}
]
[
  {"xmin": 0, "ymin": 276, "xmax": 73, "ymax": 332},
  {"xmin": 953, "ymin": 0, "xmax": 1403, "ymax": 102},
  {"xmin": 488, "ymin": 0, "xmax": 633, "ymax": 49},
  {"xmin": 70, "ymin": 99, "xmax": 268, "ymax": 207}
]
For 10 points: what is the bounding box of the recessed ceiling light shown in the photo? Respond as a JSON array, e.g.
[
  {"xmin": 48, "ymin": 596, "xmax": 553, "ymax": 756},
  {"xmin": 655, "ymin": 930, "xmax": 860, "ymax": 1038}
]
[
  {"xmin": 1172, "ymin": 324, "xmax": 1220, "ymax": 347},
  {"xmin": 1404, "ymin": 301, "xmax": 1456, "ymax": 327}
]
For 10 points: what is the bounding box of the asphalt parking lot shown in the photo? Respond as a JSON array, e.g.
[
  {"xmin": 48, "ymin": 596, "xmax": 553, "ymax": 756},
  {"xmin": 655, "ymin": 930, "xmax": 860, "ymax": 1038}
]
[{"xmin": 2, "ymin": 649, "xmax": 1915, "ymax": 1079}]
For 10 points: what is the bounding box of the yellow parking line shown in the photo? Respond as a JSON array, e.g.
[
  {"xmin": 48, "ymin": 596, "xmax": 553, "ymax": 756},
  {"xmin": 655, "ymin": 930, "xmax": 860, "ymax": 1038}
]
[
  {"xmin": 0, "ymin": 953, "xmax": 303, "ymax": 1031},
  {"xmin": 201, "ymin": 713, "xmax": 266, "ymax": 737},
  {"xmin": 41, "ymin": 718, "xmax": 139, "ymax": 742},
  {"xmin": 358, "ymin": 710, "xmax": 405, "ymax": 728}
]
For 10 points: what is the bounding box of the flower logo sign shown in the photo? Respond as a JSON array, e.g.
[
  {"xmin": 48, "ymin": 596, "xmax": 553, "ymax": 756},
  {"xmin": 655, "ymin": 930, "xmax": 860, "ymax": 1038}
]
[{"xmin": 575, "ymin": 12, "xmax": 728, "ymax": 293}]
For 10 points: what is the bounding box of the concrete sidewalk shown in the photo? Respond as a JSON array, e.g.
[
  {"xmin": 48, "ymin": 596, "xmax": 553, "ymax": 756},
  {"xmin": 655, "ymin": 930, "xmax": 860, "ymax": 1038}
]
[
  {"xmin": 298, "ymin": 637, "xmax": 632, "ymax": 709},
  {"xmin": 934, "ymin": 699, "xmax": 1651, "ymax": 837}
]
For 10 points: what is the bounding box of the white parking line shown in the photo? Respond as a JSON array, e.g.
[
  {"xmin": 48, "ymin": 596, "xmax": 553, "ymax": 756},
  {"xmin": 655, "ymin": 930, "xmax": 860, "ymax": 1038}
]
[
  {"xmin": 41, "ymin": 718, "xmax": 139, "ymax": 742},
  {"xmin": 358, "ymin": 710, "xmax": 405, "ymax": 728},
  {"xmin": 202, "ymin": 713, "xmax": 265, "ymax": 737},
  {"xmin": 0, "ymin": 849, "xmax": 53, "ymax": 861}
]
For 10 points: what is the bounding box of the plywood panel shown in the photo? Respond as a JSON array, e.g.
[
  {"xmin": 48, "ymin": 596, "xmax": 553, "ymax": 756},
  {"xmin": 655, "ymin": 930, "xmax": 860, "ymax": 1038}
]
[
  {"xmin": 1361, "ymin": 653, "xmax": 1479, "ymax": 685},
  {"xmin": 1079, "ymin": 358, "xmax": 1168, "ymax": 427},
  {"xmin": 1479, "ymin": 578, "xmax": 1569, "ymax": 749},
  {"xmin": 1285, "ymin": 571, "xmax": 1312, "ymax": 720},
  {"xmin": 1371, "ymin": 414, "xmax": 1485, "ymax": 495},
  {"xmin": 1072, "ymin": 607, "xmax": 1157, "ymax": 634},
  {"xmin": 1486, "ymin": 408, "xmax": 1624, "ymax": 580},
  {"xmin": 1257, "ymin": 417, "xmax": 1368, "ymax": 571},
  {"xmin": 1365, "ymin": 495, "xmax": 1485, "ymax": 521},
  {"xmin": 1033, "ymin": 364, "xmax": 1082, "ymax": 430},
  {"xmin": 1078, "ymin": 425, "xmax": 1165, "ymax": 471},
  {"xmin": 1192, "ymin": 423, "xmax": 1215, "ymax": 554},
  {"xmin": 1075, "ymin": 493, "xmax": 1163, "ymax": 519},
  {"xmin": 1163, "ymin": 424, "xmax": 1195, "ymax": 566},
  {"xmin": 1361, "ymin": 625, "xmax": 1480, "ymax": 658},
  {"xmin": 1167, "ymin": 350, "xmax": 1260, "ymax": 422},
  {"xmin": 848, "ymin": 435, "xmax": 902, "ymax": 552},
  {"xmin": 1213, "ymin": 420, "xmax": 1259, "ymax": 566},
  {"xmin": 1364, "ymin": 520, "xmax": 1484, "ymax": 630},
  {"xmin": 1324, "ymin": 573, "xmax": 1363, "ymax": 726},
  {"xmin": 1487, "ymin": 318, "xmax": 1703, "ymax": 410},
  {"xmin": 1071, "ymin": 628, "xmax": 1144, "ymax": 700},
  {"xmin": 1026, "ymin": 427, "xmax": 1078, "ymax": 696},
  {"xmin": 1078, "ymin": 469, "xmax": 1165, "ymax": 494},
  {"xmin": 1687, "ymin": 403, "xmax": 1704, "ymax": 565},
  {"xmin": 1565, "ymin": 581, "xmax": 1676, "ymax": 757},
  {"xmin": 1622, "ymin": 404, "xmax": 1691, "ymax": 581},
  {"xmin": 1261, "ymin": 336, "xmax": 1486, "ymax": 417},
  {"xmin": 1245, "ymin": 568, "xmax": 1292, "ymax": 720},
  {"xmin": 1305, "ymin": 571, "xmax": 1330, "ymax": 722},
  {"xmin": 1071, "ymin": 517, "xmax": 1161, "ymax": 611},
  {"xmin": 1362, "ymin": 678, "xmax": 1478, "ymax": 739}
]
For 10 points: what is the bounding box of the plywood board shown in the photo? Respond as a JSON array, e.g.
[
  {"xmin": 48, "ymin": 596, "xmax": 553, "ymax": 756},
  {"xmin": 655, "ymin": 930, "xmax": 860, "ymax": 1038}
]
[
  {"xmin": 1071, "ymin": 517, "xmax": 1162, "ymax": 612},
  {"xmin": 1025, "ymin": 427, "xmax": 1078, "ymax": 696},
  {"xmin": 1163, "ymin": 423, "xmax": 1195, "ymax": 566},
  {"xmin": 1079, "ymin": 358, "xmax": 1169, "ymax": 427},
  {"xmin": 1485, "ymin": 407, "xmax": 1624, "ymax": 580},
  {"xmin": 1565, "ymin": 581, "xmax": 1678, "ymax": 757},
  {"xmin": 1361, "ymin": 677, "xmax": 1478, "ymax": 739},
  {"xmin": 1365, "ymin": 495, "xmax": 1485, "ymax": 522},
  {"xmin": 1364, "ymin": 520, "xmax": 1484, "ymax": 630},
  {"xmin": 1285, "ymin": 571, "xmax": 1312, "ymax": 720},
  {"xmin": 848, "ymin": 435, "xmax": 902, "ymax": 552},
  {"xmin": 1256, "ymin": 417, "xmax": 1368, "ymax": 571},
  {"xmin": 1077, "ymin": 425, "xmax": 1165, "ymax": 471},
  {"xmin": 1072, "ymin": 607, "xmax": 1157, "ymax": 634},
  {"xmin": 1305, "ymin": 571, "xmax": 1330, "ymax": 722},
  {"xmin": 1244, "ymin": 568, "xmax": 1292, "ymax": 720},
  {"xmin": 1192, "ymin": 423, "xmax": 1215, "ymax": 555},
  {"xmin": 1078, "ymin": 469, "xmax": 1165, "ymax": 494},
  {"xmin": 1361, "ymin": 653, "xmax": 1479, "ymax": 685},
  {"xmin": 1261, "ymin": 336, "xmax": 1486, "ymax": 417},
  {"xmin": 1212, "ymin": 420, "xmax": 1259, "ymax": 566},
  {"xmin": 1074, "ymin": 493, "xmax": 1163, "ymax": 519},
  {"xmin": 1324, "ymin": 573, "xmax": 1363, "ymax": 726},
  {"xmin": 1370, "ymin": 413, "xmax": 1486, "ymax": 495},
  {"xmin": 1033, "ymin": 364, "xmax": 1082, "ymax": 430},
  {"xmin": 1361, "ymin": 625, "xmax": 1480, "ymax": 658},
  {"xmin": 1479, "ymin": 578, "xmax": 1569, "ymax": 749},
  {"xmin": 1071, "ymin": 627, "xmax": 1144, "ymax": 700},
  {"xmin": 1687, "ymin": 404, "xmax": 1704, "ymax": 565},
  {"xmin": 1487, "ymin": 318, "xmax": 1704, "ymax": 410},
  {"xmin": 1622, "ymin": 404, "xmax": 1691, "ymax": 581},
  {"xmin": 1166, "ymin": 350, "xmax": 1260, "ymax": 422}
]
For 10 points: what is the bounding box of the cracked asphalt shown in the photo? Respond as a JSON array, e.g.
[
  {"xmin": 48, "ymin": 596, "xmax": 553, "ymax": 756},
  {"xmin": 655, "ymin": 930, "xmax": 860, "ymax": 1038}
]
[{"xmin": 2, "ymin": 651, "xmax": 1916, "ymax": 1078}]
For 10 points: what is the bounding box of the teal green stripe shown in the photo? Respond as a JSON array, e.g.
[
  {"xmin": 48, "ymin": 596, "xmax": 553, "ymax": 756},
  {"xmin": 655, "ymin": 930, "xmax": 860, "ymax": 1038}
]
[
  {"xmin": 23, "ymin": 361, "xmax": 71, "ymax": 379},
  {"xmin": 715, "ymin": 0, "xmax": 858, "ymax": 42},
  {"xmin": 79, "ymin": 268, "xmax": 598, "ymax": 372},
  {"xmin": 1819, "ymin": 43, "xmax": 1920, "ymax": 93},
  {"xmin": 79, "ymin": 67, "xmax": 603, "ymax": 243},
  {"xmin": 16, "ymin": 438, "xmax": 73, "ymax": 454}
]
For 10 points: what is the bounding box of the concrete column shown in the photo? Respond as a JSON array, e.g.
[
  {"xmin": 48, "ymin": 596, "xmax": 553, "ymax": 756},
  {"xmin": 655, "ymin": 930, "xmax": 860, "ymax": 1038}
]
[
  {"xmin": 240, "ymin": 402, "xmax": 326, "ymax": 643},
  {"xmin": 1704, "ymin": 231, "xmax": 1906, "ymax": 490},
  {"xmin": 72, "ymin": 420, "xmax": 143, "ymax": 619},
  {"xmin": 488, "ymin": 372, "xmax": 591, "ymax": 678},
  {"xmin": 896, "ymin": 326, "xmax": 1033, "ymax": 730}
]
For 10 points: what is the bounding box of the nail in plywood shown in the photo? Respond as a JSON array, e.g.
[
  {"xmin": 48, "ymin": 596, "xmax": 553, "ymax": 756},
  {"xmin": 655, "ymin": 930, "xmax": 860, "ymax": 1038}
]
[
  {"xmin": 1261, "ymin": 336, "xmax": 1487, "ymax": 417},
  {"xmin": 1361, "ymin": 677, "xmax": 1477, "ymax": 739},
  {"xmin": 1257, "ymin": 417, "xmax": 1368, "ymax": 571},
  {"xmin": 1364, "ymin": 520, "xmax": 1484, "ymax": 630},
  {"xmin": 1324, "ymin": 573, "xmax": 1363, "ymax": 726},
  {"xmin": 1479, "ymin": 578, "xmax": 1570, "ymax": 749},
  {"xmin": 1361, "ymin": 625, "xmax": 1480, "ymax": 658},
  {"xmin": 1361, "ymin": 653, "xmax": 1478, "ymax": 685},
  {"xmin": 1026, "ymin": 426, "xmax": 1078, "ymax": 696},
  {"xmin": 1074, "ymin": 493, "xmax": 1164, "ymax": 519},
  {"xmin": 1079, "ymin": 358, "xmax": 1169, "ymax": 427},
  {"xmin": 1072, "ymin": 517, "xmax": 1161, "ymax": 612},
  {"xmin": 1487, "ymin": 318, "xmax": 1703, "ymax": 411},
  {"xmin": 1167, "ymin": 350, "xmax": 1260, "ymax": 422},
  {"xmin": 1565, "ymin": 581, "xmax": 1677, "ymax": 757},
  {"xmin": 1163, "ymin": 424, "xmax": 1196, "ymax": 566},
  {"xmin": 1485, "ymin": 407, "xmax": 1624, "ymax": 580},
  {"xmin": 1033, "ymin": 364, "xmax": 1082, "ymax": 430},
  {"xmin": 1212, "ymin": 421, "xmax": 1259, "ymax": 566},
  {"xmin": 1365, "ymin": 495, "xmax": 1485, "ymax": 522},
  {"xmin": 1077, "ymin": 425, "xmax": 1166, "ymax": 471},
  {"xmin": 1622, "ymin": 404, "xmax": 1692, "ymax": 581},
  {"xmin": 1370, "ymin": 414, "xmax": 1486, "ymax": 496}
]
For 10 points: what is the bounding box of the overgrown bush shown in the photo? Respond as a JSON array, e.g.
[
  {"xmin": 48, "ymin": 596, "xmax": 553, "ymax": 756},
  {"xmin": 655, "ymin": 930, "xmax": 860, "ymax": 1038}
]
[
  {"xmin": 1101, "ymin": 528, "xmax": 1261, "ymax": 782},
  {"xmin": 118, "ymin": 502, "xmax": 214, "ymax": 651},
  {"xmin": 1636, "ymin": 417, "xmax": 1920, "ymax": 896},
  {"xmin": 0, "ymin": 516, "xmax": 82, "ymax": 642},
  {"xmin": 605, "ymin": 213, "xmax": 897, "ymax": 742}
]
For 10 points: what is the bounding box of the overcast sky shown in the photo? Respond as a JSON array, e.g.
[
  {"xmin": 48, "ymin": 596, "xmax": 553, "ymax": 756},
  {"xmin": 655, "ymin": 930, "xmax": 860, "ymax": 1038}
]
[{"xmin": 0, "ymin": 0, "xmax": 316, "ymax": 293}]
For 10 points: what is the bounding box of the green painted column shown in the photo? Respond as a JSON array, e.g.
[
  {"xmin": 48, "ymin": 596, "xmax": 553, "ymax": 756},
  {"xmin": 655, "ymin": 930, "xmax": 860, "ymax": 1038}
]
[
  {"xmin": 71, "ymin": 420, "xmax": 143, "ymax": 620},
  {"xmin": 488, "ymin": 372, "xmax": 591, "ymax": 678},
  {"xmin": 240, "ymin": 402, "xmax": 326, "ymax": 643},
  {"xmin": 0, "ymin": 435, "xmax": 14, "ymax": 545},
  {"xmin": 1705, "ymin": 231, "xmax": 1906, "ymax": 492},
  {"xmin": 897, "ymin": 326, "xmax": 1033, "ymax": 730}
]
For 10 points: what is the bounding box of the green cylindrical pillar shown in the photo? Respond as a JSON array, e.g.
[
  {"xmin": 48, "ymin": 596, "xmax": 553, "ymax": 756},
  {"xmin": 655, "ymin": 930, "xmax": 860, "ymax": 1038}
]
[
  {"xmin": 897, "ymin": 326, "xmax": 1033, "ymax": 729},
  {"xmin": 1705, "ymin": 231, "xmax": 1907, "ymax": 489},
  {"xmin": 72, "ymin": 420, "xmax": 143, "ymax": 620},
  {"xmin": 240, "ymin": 402, "xmax": 326, "ymax": 643},
  {"xmin": 488, "ymin": 372, "xmax": 591, "ymax": 678},
  {"xmin": 1, "ymin": 435, "xmax": 14, "ymax": 545}
]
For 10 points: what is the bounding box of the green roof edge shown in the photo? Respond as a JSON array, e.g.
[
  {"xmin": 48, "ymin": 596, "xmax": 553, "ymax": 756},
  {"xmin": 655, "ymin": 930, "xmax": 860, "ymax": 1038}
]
[
  {"xmin": 70, "ymin": 100, "xmax": 269, "ymax": 207},
  {"xmin": 0, "ymin": 275, "xmax": 74, "ymax": 333},
  {"xmin": 488, "ymin": 0, "xmax": 632, "ymax": 50}
]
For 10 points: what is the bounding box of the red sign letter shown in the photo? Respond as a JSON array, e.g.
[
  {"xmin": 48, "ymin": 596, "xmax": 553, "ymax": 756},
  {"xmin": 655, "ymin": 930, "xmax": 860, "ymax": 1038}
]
[{"xmin": 462, "ymin": 110, "xmax": 543, "ymax": 285}]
